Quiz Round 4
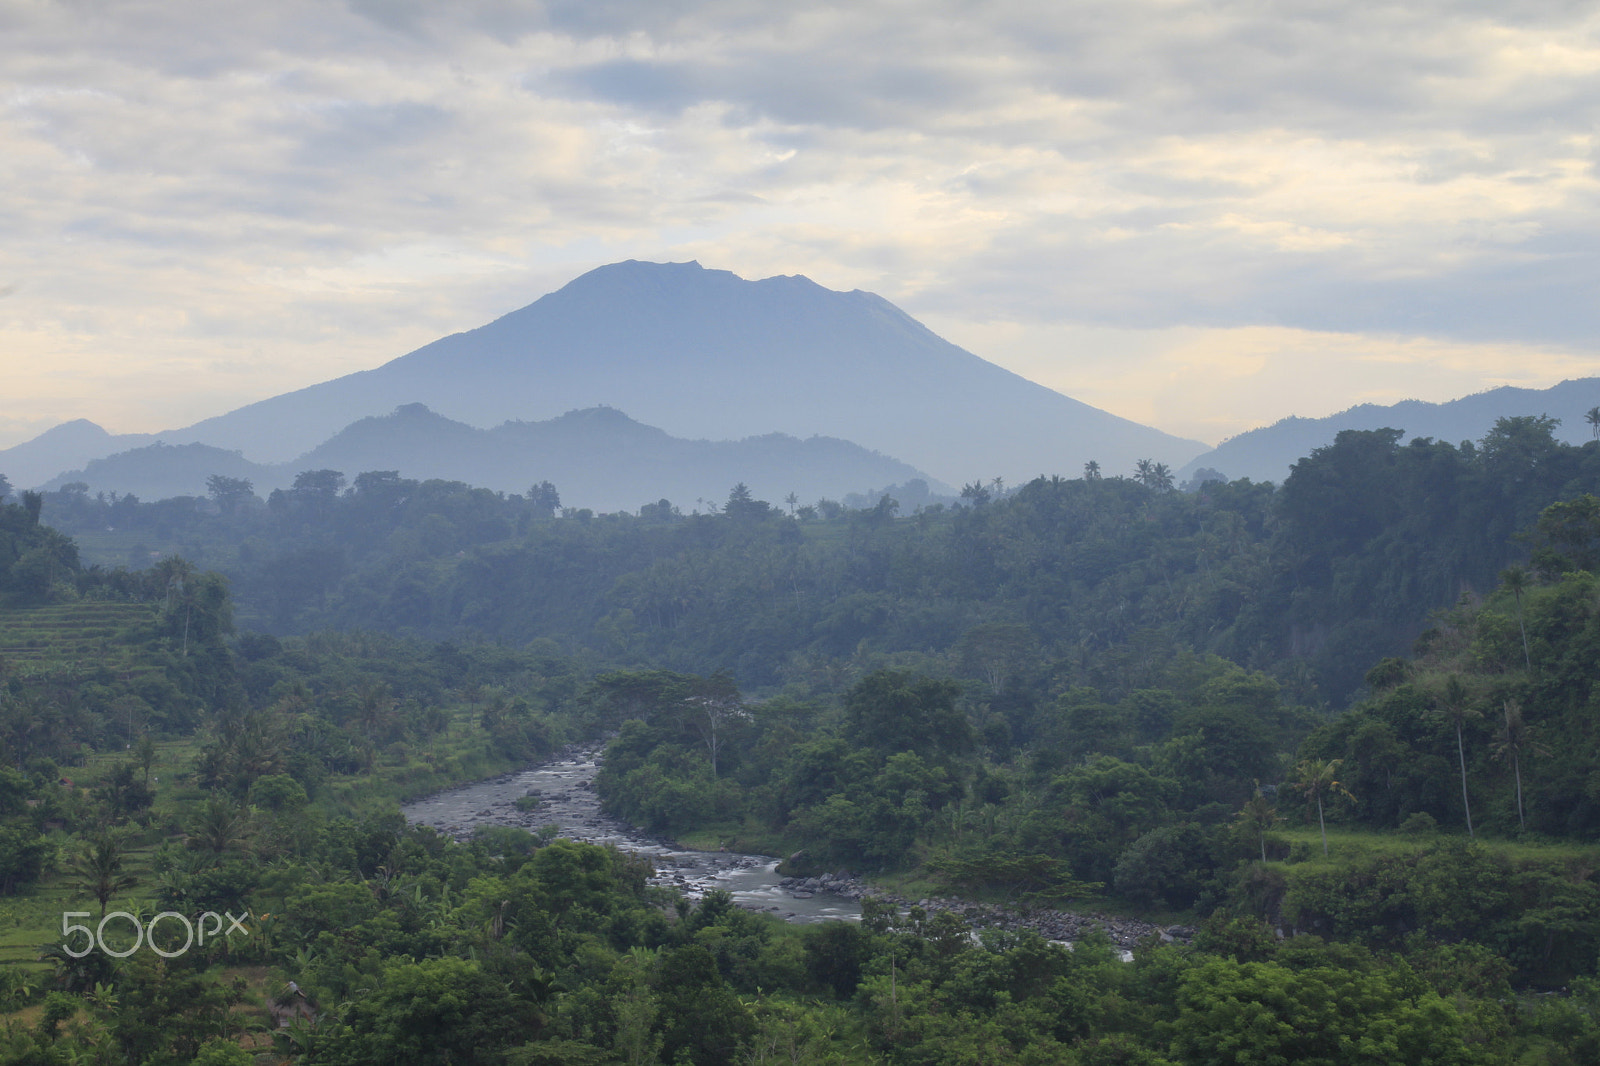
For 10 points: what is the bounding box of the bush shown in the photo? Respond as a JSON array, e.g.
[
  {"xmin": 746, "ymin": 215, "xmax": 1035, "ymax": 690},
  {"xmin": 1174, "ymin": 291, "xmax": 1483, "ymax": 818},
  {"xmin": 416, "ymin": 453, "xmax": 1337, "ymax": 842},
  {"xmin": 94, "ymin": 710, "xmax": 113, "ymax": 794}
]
[
  {"xmin": 1399, "ymin": 812, "xmax": 1437, "ymax": 835},
  {"xmin": 1114, "ymin": 824, "xmax": 1213, "ymax": 909}
]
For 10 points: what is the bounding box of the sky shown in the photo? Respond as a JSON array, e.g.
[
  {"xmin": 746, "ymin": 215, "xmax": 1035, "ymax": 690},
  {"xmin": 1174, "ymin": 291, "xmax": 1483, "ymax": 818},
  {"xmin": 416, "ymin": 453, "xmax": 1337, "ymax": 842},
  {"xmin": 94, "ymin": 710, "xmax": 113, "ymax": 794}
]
[{"xmin": 3, "ymin": 0, "xmax": 1598, "ymax": 449}]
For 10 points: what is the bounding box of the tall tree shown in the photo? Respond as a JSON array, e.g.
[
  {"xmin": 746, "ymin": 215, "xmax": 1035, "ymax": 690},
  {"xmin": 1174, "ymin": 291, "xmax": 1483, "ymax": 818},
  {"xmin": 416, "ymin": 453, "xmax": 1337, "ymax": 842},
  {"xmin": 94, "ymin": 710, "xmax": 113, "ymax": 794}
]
[
  {"xmin": 685, "ymin": 671, "xmax": 743, "ymax": 778},
  {"xmin": 1430, "ymin": 676, "xmax": 1482, "ymax": 839},
  {"xmin": 1290, "ymin": 758, "xmax": 1353, "ymax": 856},
  {"xmin": 1492, "ymin": 699, "xmax": 1546, "ymax": 831},
  {"xmin": 528, "ymin": 481, "xmax": 561, "ymax": 520},
  {"xmin": 205, "ymin": 475, "xmax": 255, "ymax": 516},
  {"xmin": 1501, "ymin": 566, "xmax": 1532, "ymax": 671},
  {"xmin": 1236, "ymin": 788, "xmax": 1280, "ymax": 863},
  {"xmin": 1587, "ymin": 405, "xmax": 1600, "ymax": 440}
]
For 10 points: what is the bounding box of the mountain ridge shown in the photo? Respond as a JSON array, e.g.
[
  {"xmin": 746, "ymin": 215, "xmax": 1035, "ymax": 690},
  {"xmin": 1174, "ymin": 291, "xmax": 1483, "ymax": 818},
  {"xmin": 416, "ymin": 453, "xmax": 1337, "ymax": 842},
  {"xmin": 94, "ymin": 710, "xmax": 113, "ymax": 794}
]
[
  {"xmin": 40, "ymin": 404, "xmax": 950, "ymax": 513},
  {"xmin": 21, "ymin": 260, "xmax": 1205, "ymax": 486},
  {"xmin": 1179, "ymin": 378, "xmax": 1600, "ymax": 484}
]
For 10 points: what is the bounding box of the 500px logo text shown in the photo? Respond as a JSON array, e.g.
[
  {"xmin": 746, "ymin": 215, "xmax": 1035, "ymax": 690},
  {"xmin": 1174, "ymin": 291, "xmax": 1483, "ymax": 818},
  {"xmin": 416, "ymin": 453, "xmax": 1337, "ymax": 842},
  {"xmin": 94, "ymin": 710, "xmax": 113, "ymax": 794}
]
[{"xmin": 61, "ymin": 910, "xmax": 252, "ymax": 958}]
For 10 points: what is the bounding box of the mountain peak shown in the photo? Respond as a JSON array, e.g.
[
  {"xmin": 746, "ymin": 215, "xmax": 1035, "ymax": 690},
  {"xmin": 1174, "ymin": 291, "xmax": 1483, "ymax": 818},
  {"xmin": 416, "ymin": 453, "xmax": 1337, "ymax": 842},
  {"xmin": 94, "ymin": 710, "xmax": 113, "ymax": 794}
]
[
  {"xmin": 34, "ymin": 419, "xmax": 113, "ymax": 443},
  {"xmin": 131, "ymin": 261, "xmax": 1206, "ymax": 481}
]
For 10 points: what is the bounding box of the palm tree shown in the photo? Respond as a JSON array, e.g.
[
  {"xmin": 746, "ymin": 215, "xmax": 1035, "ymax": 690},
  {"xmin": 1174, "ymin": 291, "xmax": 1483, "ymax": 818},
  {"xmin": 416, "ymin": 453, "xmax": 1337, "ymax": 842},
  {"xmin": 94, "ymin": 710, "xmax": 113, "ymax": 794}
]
[
  {"xmin": 1083, "ymin": 460, "xmax": 1101, "ymax": 480},
  {"xmin": 1501, "ymin": 566, "xmax": 1532, "ymax": 671},
  {"xmin": 355, "ymin": 681, "xmax": 395, "ymax": 742},
  {"xmin": 1587, "ymin": 405, "xmax": 1600, "ymax": 440},
  {"xmin": 1290, "ymin": 759, "xmax": 1353, "ymax": 856},
  {"xmin": 187, "ymin": 793, "xmax": 253, "ymax": 856},
  {"xmin": 1431, "ymin": 676, "xmax": 1482, "ymax": 839},
  {"xmin": 65, "ymin": 831, "xmax": 139, "ymax": 918},
  {"xmin": 1492, "ymin": 699, "xmax": 1548, "ymax": 831},
  {"xmin": 1236, "ymin": 788, "xmax": 1280, "ymax": 862}
]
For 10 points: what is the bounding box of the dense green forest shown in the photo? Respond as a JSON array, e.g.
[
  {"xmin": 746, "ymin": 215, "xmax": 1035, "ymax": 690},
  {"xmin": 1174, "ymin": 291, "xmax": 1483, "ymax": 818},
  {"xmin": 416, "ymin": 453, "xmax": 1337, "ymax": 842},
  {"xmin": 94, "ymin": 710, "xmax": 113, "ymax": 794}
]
[
  {"xmin": 2, "ymin": 416, "xmax": 1600, "ymax": 1063},
  {"xmin": 37, "ymin": 416, "xmax": 1597, "ymax": 705}
]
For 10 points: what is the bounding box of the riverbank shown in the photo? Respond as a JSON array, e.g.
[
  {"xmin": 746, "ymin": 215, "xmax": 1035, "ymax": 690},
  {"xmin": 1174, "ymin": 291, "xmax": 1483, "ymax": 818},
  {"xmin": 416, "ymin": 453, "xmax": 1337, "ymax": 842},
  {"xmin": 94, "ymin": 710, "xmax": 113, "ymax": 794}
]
[
  {"xmin": 401, "ymin": 747, "xmax": 859, "ymax": 923},
  {"xmin": 403, "ymin": 747, "xmax": 1192, "ymax": 950},
  {"xmin": 780, "ymin": 872, "xmax": 1186, "ymax": 950}
]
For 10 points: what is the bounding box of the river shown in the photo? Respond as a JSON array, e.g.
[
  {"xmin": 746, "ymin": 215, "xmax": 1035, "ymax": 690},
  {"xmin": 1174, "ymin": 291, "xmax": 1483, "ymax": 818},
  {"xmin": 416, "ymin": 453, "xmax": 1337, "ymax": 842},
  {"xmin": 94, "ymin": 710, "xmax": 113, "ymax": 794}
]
[{"xmin": 401, "ymin": 748, "xmax": 861, "ymax": 924}]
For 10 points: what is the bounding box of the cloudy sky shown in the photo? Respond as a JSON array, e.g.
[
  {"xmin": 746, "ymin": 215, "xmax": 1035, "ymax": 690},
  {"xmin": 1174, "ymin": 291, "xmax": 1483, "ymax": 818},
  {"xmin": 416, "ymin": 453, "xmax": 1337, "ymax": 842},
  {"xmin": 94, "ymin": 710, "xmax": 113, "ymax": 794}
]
[{"xmin": 3, "ymin": 0, "xmax": 1598, "ymax": 449}]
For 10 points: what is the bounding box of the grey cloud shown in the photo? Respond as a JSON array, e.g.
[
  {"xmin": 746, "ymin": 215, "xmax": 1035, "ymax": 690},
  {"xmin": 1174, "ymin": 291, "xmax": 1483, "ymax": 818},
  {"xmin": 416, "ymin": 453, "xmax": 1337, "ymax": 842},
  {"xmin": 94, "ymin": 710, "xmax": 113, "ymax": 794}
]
[
  {"xmin": 6, "ymin": 0, "xmax": 1600, "ymax": 377},
  {"xmin": 289, "ymin": 101, "xmax": 455, "ymax": 166},
  {"xmin": 548, "ymin": 51, "xmax": 992, "ymax": 130},
  {"xmin": 900, "ymin": 207, "xmax": 1600, "ymax": 346}
]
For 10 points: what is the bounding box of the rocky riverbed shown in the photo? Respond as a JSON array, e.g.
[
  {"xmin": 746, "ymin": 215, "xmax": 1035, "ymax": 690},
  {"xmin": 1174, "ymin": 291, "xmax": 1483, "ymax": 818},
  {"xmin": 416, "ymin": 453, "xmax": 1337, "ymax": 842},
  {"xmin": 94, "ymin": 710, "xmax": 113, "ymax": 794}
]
[
  {"xmin": 403, "ymin": 749, "xmax": 1189, "ymax": 952},
  {"xmin": 778, "ymin": 871, "xmax": 1187, "ymax": 952},
  {"xmin": 401, "ymin": 748, "xmax": 859, "ymax": 923}
]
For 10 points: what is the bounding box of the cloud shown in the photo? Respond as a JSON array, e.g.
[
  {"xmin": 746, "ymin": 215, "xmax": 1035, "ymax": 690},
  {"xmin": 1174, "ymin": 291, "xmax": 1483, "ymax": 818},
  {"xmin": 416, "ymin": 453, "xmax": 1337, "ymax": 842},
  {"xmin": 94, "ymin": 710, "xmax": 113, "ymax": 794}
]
[
  {"xmin": 923, "ymin": 317, "xmax": 1600, "ymax": 446},
  {"xmin": 1, "ymin": 0, "xmax": 1597, "ymax": 440}
]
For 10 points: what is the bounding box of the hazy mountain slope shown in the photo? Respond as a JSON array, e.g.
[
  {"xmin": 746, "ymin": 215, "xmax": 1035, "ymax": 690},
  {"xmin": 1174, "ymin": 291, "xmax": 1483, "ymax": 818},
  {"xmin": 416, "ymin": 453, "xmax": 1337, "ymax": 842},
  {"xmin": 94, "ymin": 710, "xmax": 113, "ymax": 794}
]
[
  {"xmin": 42, "ymin": 441, "xmax": 267, "ymax": 500},
  {"xmin": 41, "ymin": 405, "xmax": 947, "ymax": 512},
  {"xmin": 487, "ymin": 407, "xmax": 945, "ymax": 512},
  {"xmin": 1179, "ymin": 378, "xmax": 1600, "ymax": 485},
  {"xmin": 0, "ymin": 420, "xmax": 155, "ymax": 490},
  {"xmin": 155, "ymin": 260, "xmax": 1204, "ymax": 483}
]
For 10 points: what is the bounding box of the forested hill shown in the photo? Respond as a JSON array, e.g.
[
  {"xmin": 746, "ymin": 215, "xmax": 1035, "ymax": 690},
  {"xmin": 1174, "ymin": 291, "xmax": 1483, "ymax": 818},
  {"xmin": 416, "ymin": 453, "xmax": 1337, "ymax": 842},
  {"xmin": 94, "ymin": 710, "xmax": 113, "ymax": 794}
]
[
  {"xmin": 8, "ymin": 424, "xmax": 1600, "ymax": 1062},
  {"xmin": 33, "ymin": 414, "xmax": 1600, "ymax": 707}
]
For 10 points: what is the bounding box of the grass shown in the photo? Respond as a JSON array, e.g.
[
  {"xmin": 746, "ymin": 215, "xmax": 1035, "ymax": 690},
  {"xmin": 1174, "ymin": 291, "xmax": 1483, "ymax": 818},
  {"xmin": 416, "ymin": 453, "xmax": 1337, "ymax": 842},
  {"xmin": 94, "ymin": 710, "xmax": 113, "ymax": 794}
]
[
  {"xmin": 1276, "ymin": 825, "xmax": 1600, "ymax": 866},
  {"xmin": 676, "ymin": 819, "xmax": 800, "ymax": 859}
]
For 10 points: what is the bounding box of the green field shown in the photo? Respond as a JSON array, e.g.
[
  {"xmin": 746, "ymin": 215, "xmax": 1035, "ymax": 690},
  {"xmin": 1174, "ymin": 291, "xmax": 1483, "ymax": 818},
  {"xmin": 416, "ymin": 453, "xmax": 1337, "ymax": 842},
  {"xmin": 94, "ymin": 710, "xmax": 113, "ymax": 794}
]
[{"xmin": 0, "ymin": 601, "xmax": 162, "ymax": 681}]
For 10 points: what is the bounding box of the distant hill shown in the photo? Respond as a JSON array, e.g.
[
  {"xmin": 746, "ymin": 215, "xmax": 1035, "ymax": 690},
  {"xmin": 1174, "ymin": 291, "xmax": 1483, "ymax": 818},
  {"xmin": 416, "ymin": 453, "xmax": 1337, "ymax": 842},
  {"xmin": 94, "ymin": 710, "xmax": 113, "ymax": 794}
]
[
  {"xmin": 119, "ymin": 260, "xmax": 1204, "ymax": 485},
  {"xmin": 0, "ymin": 420, "xmax": 154, "ymax": 491},
  {"xmin": 1178, "ymin": 378, "xmax": 1600, "ymax": 485},
  {"xmin": 44, "ymin": 441, "xmax": 263, "ymax": 502},
  {"xmin": 41, "ymin": 405, "xmax": 948, "ymax": 512}
]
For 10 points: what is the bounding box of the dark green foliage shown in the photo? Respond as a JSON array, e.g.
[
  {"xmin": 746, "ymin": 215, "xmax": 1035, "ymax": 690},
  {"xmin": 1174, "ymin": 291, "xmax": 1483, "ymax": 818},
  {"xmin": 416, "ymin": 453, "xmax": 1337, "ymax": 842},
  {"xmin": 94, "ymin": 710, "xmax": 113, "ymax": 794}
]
[
  {"xmin": 319, "ymin": 956, "xmax": 543, "ymax": 1066},
  {"xmin": 1170, "ymin": 954, "xmax": 1473, "ymax": 1065},
  {"xmin": 0, "ymin": 822, "xmax": 51, "ymax": 894},
  {"xmin": 843, "ymin": 670, "xmax": 971, "ymax": 763},
  {"xmin": 1113, "ymin": 824, "xmax": 1217, "ymax": 909},
  {"xmin": 1270, "ymin": 840, "xmax": 1600, "ymax": 985}
]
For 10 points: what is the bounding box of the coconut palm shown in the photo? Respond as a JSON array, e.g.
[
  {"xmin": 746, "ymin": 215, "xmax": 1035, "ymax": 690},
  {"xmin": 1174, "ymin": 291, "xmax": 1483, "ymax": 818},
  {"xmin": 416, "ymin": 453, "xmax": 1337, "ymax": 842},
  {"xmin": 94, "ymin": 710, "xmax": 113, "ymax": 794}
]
[
  {"xmin": 1290, "ymin": 759, "xmax": 1353, "ymax": 856},
  {"xmin": 1492, "ymin": 699, "xmax": 1548, "ymax": 831},
  {"xmin": 65, "ymin": 831, "xmax": 139, "ymax": 918},
  {"xmin": 1501, "ymin": 566, "xmax": 1532, "ymax": 671},
  {"xmin": 1431, "ymin": 676, "xmax": 1482, "ymax": 839},
  {"xmin": 187, "ymin": 792, "xmax": 253, "ymax": 856},
  {"xmin": 1587, "ymin": 405, "xmax": 1600, "ymax": 440},
  {"xmin": 1236, "ymin": 787, "xmax": 1280, "ymax": 862}
]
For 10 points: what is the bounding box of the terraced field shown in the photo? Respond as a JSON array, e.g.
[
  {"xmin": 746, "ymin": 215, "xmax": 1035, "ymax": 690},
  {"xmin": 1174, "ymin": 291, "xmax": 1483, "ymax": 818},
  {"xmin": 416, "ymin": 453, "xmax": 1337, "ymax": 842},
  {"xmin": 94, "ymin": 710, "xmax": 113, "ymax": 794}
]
[{"xmin": 0, "ymin": 601, "xmax": 162, "ymax": 681}]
